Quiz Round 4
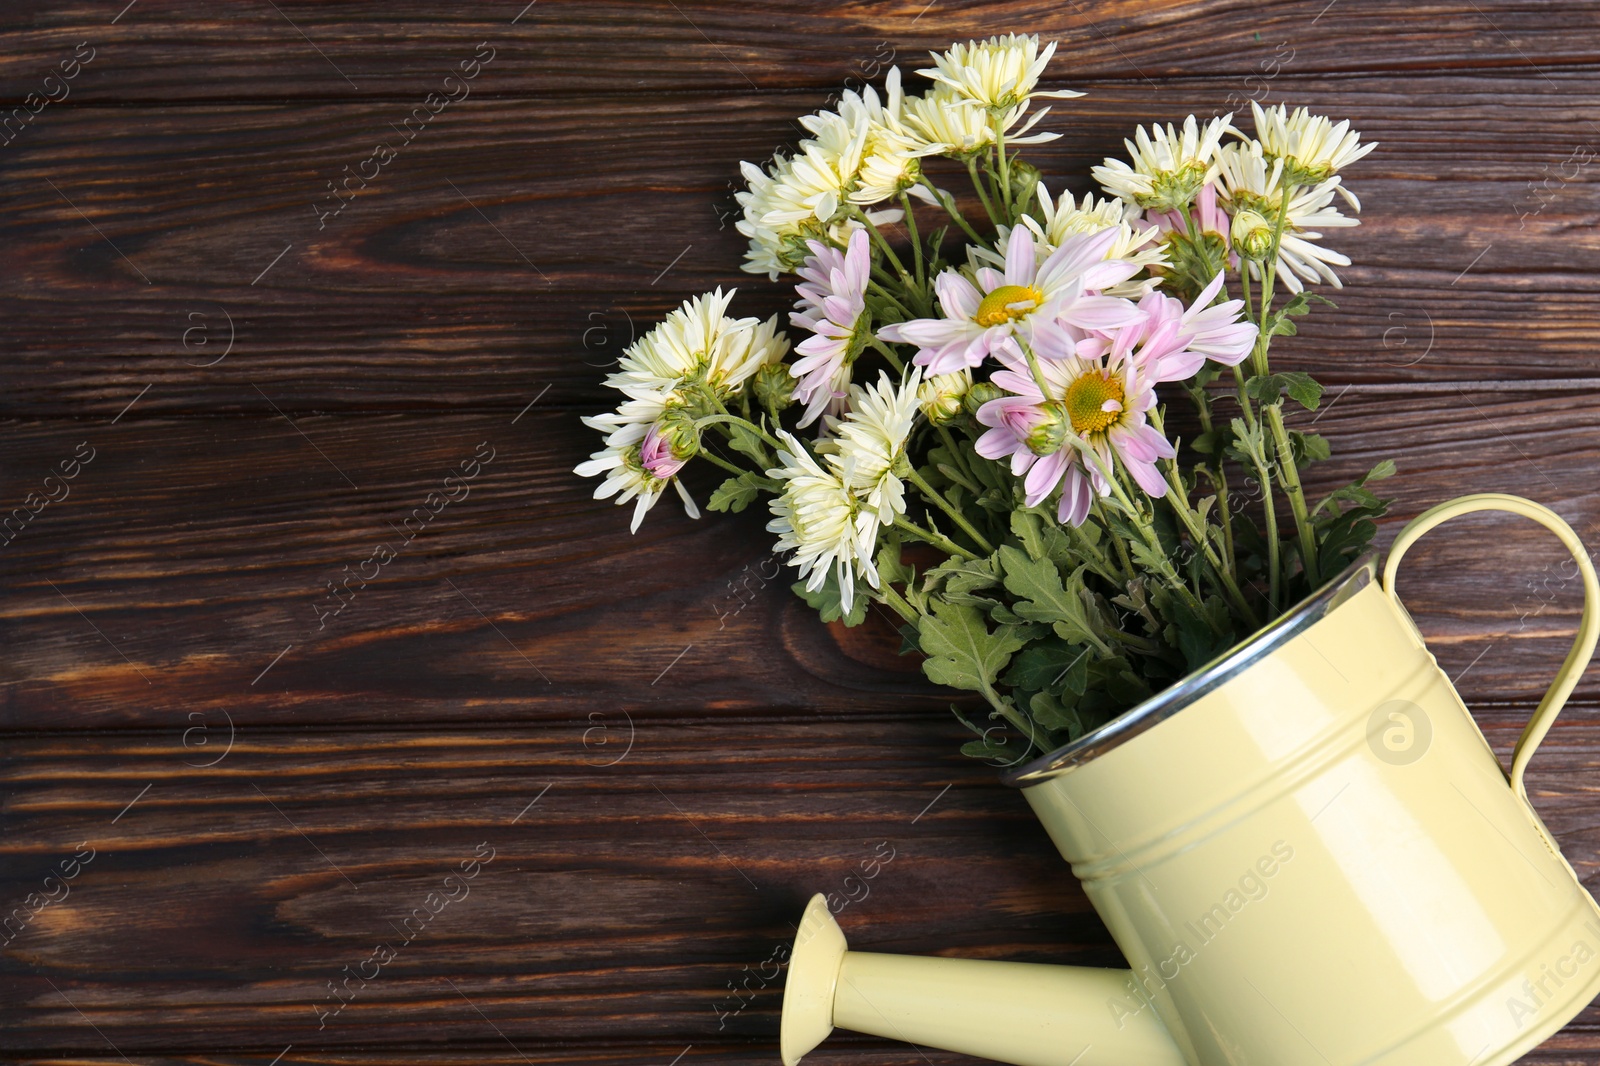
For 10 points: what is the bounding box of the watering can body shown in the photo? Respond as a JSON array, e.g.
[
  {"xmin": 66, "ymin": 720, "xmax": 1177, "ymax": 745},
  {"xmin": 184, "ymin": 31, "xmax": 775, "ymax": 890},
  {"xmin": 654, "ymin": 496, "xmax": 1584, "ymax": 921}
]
[{"xmin": 782, "ymin": 494, "xmax": 1600, "ymax": 1066}]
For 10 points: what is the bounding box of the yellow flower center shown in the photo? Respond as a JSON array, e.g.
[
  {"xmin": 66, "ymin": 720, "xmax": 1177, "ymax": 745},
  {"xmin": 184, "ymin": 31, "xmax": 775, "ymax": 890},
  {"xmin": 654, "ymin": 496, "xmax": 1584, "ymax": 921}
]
[
  {"xmin": 974, "ymin": 284, "xmax": 1044, "ymax": 327},
  {"xmin": 1065, "ymin": 371, "xmax": 1126, "ymax": 436}
]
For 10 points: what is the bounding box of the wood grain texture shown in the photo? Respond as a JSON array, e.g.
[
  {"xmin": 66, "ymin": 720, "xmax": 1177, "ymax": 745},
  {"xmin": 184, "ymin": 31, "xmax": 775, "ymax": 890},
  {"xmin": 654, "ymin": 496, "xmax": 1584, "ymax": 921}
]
[
  {"xmin": 0, "ymin": 0, "xmax": 1595, "ymax": 101},
  {"xmin": 1, "ymin": 391, "xmax": 1598, "ymax": 733},
  {"xmin": 3, "ymin": 75, "xmax": 1600, "ymax": 416},
  {"xmin": 3, "ymin": 717, "xmax": 1600, "ymax": 1057},
  {"xmin": 5, "ymin": 1, "xmax": 1600, "ymax": 1063}
]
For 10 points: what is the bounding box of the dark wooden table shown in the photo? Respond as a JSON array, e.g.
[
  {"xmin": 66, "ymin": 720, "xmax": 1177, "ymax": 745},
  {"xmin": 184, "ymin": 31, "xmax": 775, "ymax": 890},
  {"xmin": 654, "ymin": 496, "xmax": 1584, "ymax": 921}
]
[{"xmin": 3, "ymin": 3, "xmax": 1599, "ymax": 1064}]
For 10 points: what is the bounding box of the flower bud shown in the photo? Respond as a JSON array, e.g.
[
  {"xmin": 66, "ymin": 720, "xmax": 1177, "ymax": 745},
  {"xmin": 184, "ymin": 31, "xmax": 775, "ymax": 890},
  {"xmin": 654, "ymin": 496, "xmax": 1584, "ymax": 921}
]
[
  {"xmin": 919, "ymin": 370, "xmax": 971, "ymax": 426},
  {"xmin": 1024, "ymin": 400, "xmax": 1070, "ymax": 457},
  {"xmin": 1009, "ymin": 160, "xmax": 1042, "ymax": 207},
  {"xmin": 1231, "ymin": 209, "xmax": 1274, "ymax": 262},
  {"xmin": 963, "ymin": 380, "xmax": 1006, "ymax": 416},
  {"xmin": 641, "ymin": 410, "xmax": 698, "ymax": 478},
  {"xmin": 753, "ymin": 363, "xmax": 795, "ymax": 412}
]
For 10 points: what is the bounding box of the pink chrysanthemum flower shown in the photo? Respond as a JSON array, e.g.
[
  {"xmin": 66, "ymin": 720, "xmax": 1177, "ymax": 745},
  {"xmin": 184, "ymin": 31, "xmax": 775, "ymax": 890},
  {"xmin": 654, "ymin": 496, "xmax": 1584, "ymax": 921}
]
[
  {"xmin": 1077, "ymin": 272, "xmax": 1257, "ymax": 384},
  {"xmin": 877, "ymin": 226, "xmax": 1143, "ymax": 374},
  {"xmin": 975, "ymin": 338, "xmax": 1174, "ymax": 526},
  {"xmin": 789, "ymin": 228, "xmax": 871, "ymax": 427}
]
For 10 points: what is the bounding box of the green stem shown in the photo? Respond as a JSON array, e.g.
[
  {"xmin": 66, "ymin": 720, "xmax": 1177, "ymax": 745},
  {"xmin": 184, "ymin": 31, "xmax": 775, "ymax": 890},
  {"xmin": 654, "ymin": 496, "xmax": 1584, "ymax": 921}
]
[
  {"xmin": 894, "ymin": 515, "xmax": 975, "ymax": 561},
  {"xmin": 1095, "ymin": 497, "xmax": 1137, "ymax": 579},
  {"xmin": 875, "ymin": 578, "xmax": 919, "ymax": 624},
  {"xmin": 868, "ymin": 335, "xmax": 905, "ymax": 372},
  {"xmin": 694, "ymin": 413, "xmax": 783, "ymax": 451},
  {"xmin": 1059, "ymin": 516, "xmax": 1125, "ymax": 587},
  {"xmin": 899, "ymin": 191, "xmax": 925, "ymax": 288},
  {"xmin": 920, "ymin": 176, "xmax": 985, "ymax": 244},
  {"xmin": 1022, "ymin": 343, "xmax": 1055, "ymax": 403},
  {"xmin": 1096, "ymin": 454, "xmax": 1219, "ymax": 628},
  {"xmin": 935, "ymin": 425, "xmax": 980, "ymax": 489},
  {"xmin": 993, "ymin": 124, "xmax": 1012, "ymax": 218},
  {"xmin": 1189, "ymin": 383, "xmax": 1238, "ymax": 573},
  {"xmin": 854, "ymin": 207, "xmax": 914, "ymax": 284},
  {"xmin": 1231, "ymin": 363, "xmax": 1258, "ymax": 431},
  {"xmin": 699, "ymin": 446, "xmax": 778, "ymax": 486},
  {"xmin": 1108, "ymin": 627, "xmax": 1163, "ymax": 655},
  {"xmin": 1265, "ymin": 402, "xmax": 1319, "ymax": 582},
  {"xmin": 906, "ymin": 466, "xmax": 995, "ymax": 554},
  {"xmin": 1179, "ymin": 200, "xmax": 1200, "ymax": 242},
  {"xmin": 1159, "ymin": 457, "xmax": 1260, "ymax": 629},
  {"xmin": 965, "ymin": 156, "xmax": 1001, "ymax": 226},
  {"xmin": 979, "ymin": 682, "xmax": 1038, "ymax": 750},
  {"xmin": 868, "ymin": 279, "xmax": 915, "ymax": 320},
  {"xmin": 1251, "ymin": 445, "xmax": 1282, "ymax": 615}
]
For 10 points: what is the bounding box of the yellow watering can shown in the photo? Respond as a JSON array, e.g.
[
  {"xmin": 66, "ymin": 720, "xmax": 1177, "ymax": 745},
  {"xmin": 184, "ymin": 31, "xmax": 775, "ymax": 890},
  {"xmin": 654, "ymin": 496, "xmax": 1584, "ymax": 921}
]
[{"xmin": 781, "ymin": 494, "xmax": 1600, "ymax": 1066}]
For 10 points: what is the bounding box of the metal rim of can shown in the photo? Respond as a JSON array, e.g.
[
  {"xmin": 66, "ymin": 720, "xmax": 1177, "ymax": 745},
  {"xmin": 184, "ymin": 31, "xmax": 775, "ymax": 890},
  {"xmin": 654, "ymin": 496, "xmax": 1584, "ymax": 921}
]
[{"xmin": 1003, "ymin": 552, "xmax": 1379, "ymax": 788}]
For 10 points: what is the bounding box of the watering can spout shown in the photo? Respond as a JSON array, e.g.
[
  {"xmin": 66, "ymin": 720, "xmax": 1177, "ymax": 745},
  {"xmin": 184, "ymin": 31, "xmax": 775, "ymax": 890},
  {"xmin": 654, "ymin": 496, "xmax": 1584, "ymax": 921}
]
[{"xmin": 780, "ymin": 894, "xmax": 1187, "ymax": 1066}]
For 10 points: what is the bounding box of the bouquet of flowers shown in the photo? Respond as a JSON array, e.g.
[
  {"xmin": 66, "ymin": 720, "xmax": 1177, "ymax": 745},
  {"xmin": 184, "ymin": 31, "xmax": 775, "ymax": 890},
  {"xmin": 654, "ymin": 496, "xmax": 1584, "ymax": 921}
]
[{"xmin": 577, "ymin": 34, "xmax": 1392, "ymax": 765}]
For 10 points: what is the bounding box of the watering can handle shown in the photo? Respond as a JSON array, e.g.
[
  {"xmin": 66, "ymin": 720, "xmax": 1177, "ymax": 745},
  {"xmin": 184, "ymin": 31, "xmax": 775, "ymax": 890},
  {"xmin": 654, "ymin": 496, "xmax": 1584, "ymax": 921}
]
[{"xmin": 1382, "ymin": 493, "xmax": 1600, "ymax": 803}]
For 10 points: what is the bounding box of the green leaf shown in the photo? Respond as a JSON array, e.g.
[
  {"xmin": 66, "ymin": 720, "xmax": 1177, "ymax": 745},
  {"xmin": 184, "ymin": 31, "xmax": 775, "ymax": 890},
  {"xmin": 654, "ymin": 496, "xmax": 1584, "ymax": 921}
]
[
  {"xmin": 961, "ymin": 737, "xmax": 1019, "ymax": 762},
  {"xmin": 1003, "ymin": 640, "xmax": 1092, "ymax": 694},
  {"xmin": 916, "ymin": 600, "xmax": 1029, "ymax": 693},
  {"xmin": 1163, "ymin": 593, "xmax": 1235, "ymax": 671},
  {"xmin": 998, "ymin": 545, "xmax": 1099, "ymax": 643},
  {"xmin": 707, "ymin": 472, "xmax": 763, "ymax": 513},
  {"xmin": 1029, "ymin": 689, "xmax": 1084, "ymax": 736},
  {"xmin": 792, "ymin": 572, "xmax": 868, "ymax": 627},
  {"xmin": 728, "ymin": 422, "xmax": 770, "ymax": 464},
  {"xmin": 1225, "ymin": 416, "xmax": 1266, "ymax": 467},
  {"xmin": 1010, "ymin": 509, "xmax": 1078, "ymax": 568},
  {"xmin": 1312, "ymin": 459, "xmax": 1398, "ymax": 520},
  {"xmin": 1278, "ymin": 292, "xmax": 1312, "ymax": 317},
  {"xmin": 1289, "ymin": 430, "xmax": 1331, "ymax": 466},
  {"xmin": 1245, "ymin": 372, "xmax": 1325, "ymax": 412},
  {"xmin": 876, "ymin": 532, "xmax": 914, "ymax": 588},
  {"xmin": 924, "ymin": 554, "xmax": 1001, "ymax": 599}
]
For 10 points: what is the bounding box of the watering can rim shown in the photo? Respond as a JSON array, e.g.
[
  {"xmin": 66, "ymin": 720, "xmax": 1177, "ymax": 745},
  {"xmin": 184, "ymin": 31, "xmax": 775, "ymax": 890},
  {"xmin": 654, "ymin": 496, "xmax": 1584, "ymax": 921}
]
[{"xmin": 1003, "ymin": 551, "xmax": 1378, "ymax": 788}]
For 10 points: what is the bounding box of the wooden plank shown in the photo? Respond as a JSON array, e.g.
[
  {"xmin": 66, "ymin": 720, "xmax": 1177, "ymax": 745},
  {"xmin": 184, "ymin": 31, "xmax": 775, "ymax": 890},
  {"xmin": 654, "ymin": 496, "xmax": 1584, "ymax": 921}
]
[
  {"xmin": 0, "ymin": 1051, "xmax": 993, "ymax": 1066},
  {"xmin": 0, "ymin": 0, "xmax": 1593, "ymax": 102},
  {"xmin": 1, "ymin": 389, "xmax": 1598, "ymax": 733},
  {"xmin": 2, "ymin": 716, "xmax": 1600, "ymax": 1053},
  {"xmin": 2, "ymin": 75, "xmax": 1600, "ymax": 416}
]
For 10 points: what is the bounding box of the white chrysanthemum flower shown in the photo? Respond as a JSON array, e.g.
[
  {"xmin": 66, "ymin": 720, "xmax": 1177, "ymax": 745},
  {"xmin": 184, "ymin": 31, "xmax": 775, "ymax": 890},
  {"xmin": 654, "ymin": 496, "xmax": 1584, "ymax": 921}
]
[
  {"xmin": 1251, "ymin": 101, "xmax": 1375, "ymax": 201},
  {"xmin": 1215, "ymin": 141, "xmax": 1360, "ymax": 293},
  {"xmin": 767, "ymin": 432, "xmax": 882, "ymax": 613},
  {"xmin": 736, "ymin": 129, "xmax": 864, "ymax": 277},
  {"xmin": 919, "ymin": 34, "xmax": 1082, "ymax": 113},
  {"xmin": 804, "ymin": 68, "xmax": 942, "ymax": 208},
  {"xmin": 736, "ymin": 146, "xmax": 904, "ymax": 278},
  {"xmin": 827, "ymin": 370, "xmax": 921, "ymax": 524},
  {"xmin": 574, "ymin": 426, "xmax": 699, "ymax": 533},
  {"xmin": 902, "ymin": 85, "xmax": 1064, "ymax": 160},
  {"xmin": 580, "ymin": 393, "xmax": 670, "ymax": 441},
  {"xmin": 604, "ymin": 288, "xmax": 759, "ymax": 402},
  {"xmin": 717, "ymin": 313, "xmax": 791, "ymax": 395},
  {"xmin": 902, "ymin": 87, "xmax": 996, "ymax": 158},
  {"xmin": 918, "ymin": 368, "xmax": 971, "ymax": 425},
  {"xmin": 1092, "ymin": 114, "xmax": 1234, "ymax": 211}
]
